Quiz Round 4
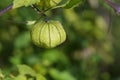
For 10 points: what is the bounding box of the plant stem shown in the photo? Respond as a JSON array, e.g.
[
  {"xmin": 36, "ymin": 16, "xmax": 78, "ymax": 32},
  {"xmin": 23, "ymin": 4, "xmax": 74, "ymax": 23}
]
[
  {"xmin": 31, "ymin": 5, "xmax": 49, "ymax": 22},
  {"xmin": 0, "ymin": 4, "xmax": 49, "ymax": 22},
  {"xmin": 0, "ymin": 4, "xmax": 13, "ymax": 16},
  {"xmin": 104, "ymin": 0, "xmax": 120, "ymax": 13}
]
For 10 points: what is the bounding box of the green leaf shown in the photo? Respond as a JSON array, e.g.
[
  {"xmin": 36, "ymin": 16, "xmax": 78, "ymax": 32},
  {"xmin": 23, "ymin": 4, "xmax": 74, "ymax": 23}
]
[
  {"xmin": 0, "ymin": 70, "xmax": 4, "ymax": 79},
  {"xmin": 14, "ymin": 75, "xmax": 26, "ymax": 80},
  {"xmin": 4, "ymin": 77, "xmax": 13, "ymax": 80},
  {"xmin": 52, "ymin": 0, "xmax": 70, "ymax": 9},
  {"xmin": 17, "ymin": 65, "xmax": 36, "ymax": 76},
  {"xmin": 65, "ymin": 0, "xmax": 82, "ymax": 8},
  {"xmin": 36, "ymin": 74, "xmax": 46, "ymax": 80},
  {"xmin": 14, "ymin": 32, "xmax": 30, "ymax": 49},
  {"xmin": 42, "ymin": 50, "xmax": 61, "ymax": 63},
  {"xmin": 49, "ymin": 69, "xmax": 76, "ymax": 80},
  {"xmin": 13, "ymin": 0, "xmax": 41, "ymax": 9}
]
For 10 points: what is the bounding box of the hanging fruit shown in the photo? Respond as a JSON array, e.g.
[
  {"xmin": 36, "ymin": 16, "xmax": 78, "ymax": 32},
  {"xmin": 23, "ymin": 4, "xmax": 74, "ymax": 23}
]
[{"xmin": 31, "ymin": 20, "xmax": 66, "ymax": 48}]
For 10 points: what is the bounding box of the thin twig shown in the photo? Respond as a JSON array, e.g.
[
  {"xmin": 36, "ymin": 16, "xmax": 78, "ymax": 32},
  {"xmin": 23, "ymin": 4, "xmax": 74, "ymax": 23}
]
[
  {"xmin": 31, "ymin": 4, "xmax": 49, "ymax": 22},
  {"xmin": 104, "ymin": 0, "xmax": 120, "ymax": 14},
  {"xmin": 0, "ymin": 4, "xmax": 13, "ymax": 16}
]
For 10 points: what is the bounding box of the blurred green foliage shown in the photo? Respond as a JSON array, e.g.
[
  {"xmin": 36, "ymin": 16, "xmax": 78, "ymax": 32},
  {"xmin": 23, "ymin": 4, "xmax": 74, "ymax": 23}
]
[{"xmin": 0, "ymin": 0, "xmax": 120, "ymax": 80}]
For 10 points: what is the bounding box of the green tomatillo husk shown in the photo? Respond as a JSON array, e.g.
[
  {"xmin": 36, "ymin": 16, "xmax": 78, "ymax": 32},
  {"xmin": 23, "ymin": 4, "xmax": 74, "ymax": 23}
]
[{"xmin": 31, "ymin": 20, "xmax": 66, "ymax": 48}]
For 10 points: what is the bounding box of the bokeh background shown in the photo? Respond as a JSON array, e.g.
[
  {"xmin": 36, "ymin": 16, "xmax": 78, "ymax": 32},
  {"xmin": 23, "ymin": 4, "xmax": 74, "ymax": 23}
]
[{"xmin": 0, "ymin": 0, "xmax": 120, "ymax": 80}]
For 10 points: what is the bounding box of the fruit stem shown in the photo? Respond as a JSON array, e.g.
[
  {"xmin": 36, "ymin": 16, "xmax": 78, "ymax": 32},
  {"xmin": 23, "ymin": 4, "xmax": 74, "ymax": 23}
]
[{"xmin": 31, "ymin": 5, "xmax": 49, "ymax": 22}]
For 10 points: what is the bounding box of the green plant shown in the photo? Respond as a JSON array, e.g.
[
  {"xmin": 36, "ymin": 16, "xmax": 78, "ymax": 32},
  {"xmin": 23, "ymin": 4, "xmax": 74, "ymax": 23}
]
[
  {"xmin": 0, "ymin": 0, "xmax": 118, "ymax": 80},
  {"xmin": 9, "ymin": 0, "xmax": 83, "ymax": 48},
  {"xmin": 0, "ymin": 65, "xmax": 46, "ymax": 80}
]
